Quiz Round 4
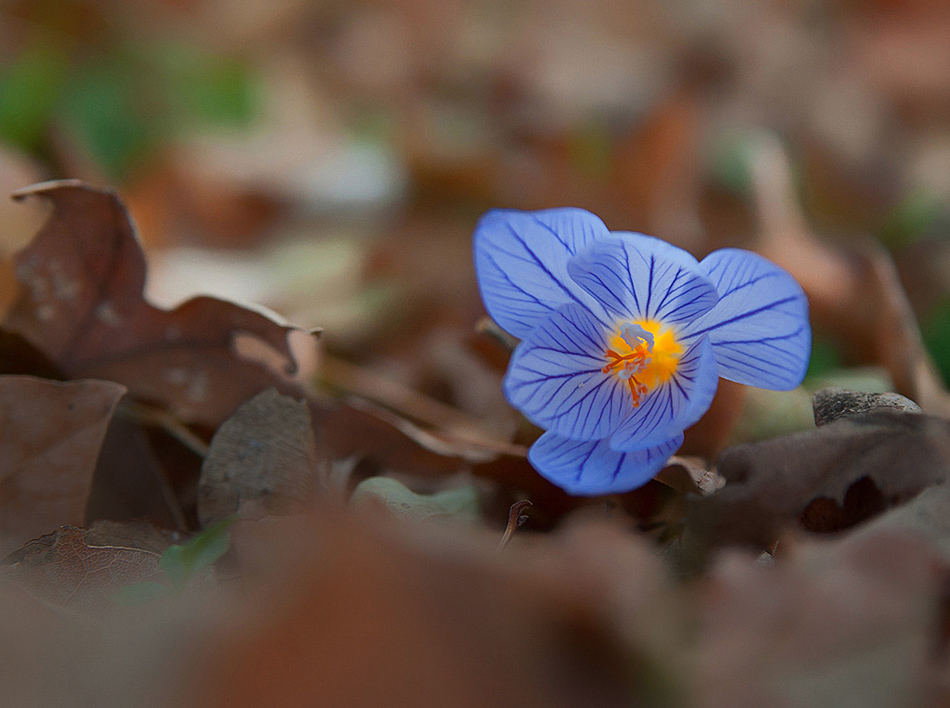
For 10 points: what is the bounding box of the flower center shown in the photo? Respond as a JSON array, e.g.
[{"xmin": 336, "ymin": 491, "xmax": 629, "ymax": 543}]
[{"xmin": 602, "ymin": 320, "xmax": 684, "ymax": 406}]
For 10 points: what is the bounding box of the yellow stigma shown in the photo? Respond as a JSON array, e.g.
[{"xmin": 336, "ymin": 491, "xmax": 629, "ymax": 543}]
[{"xmin": 602, "ymin": 320, "xmax": 683, "ymax": 406}]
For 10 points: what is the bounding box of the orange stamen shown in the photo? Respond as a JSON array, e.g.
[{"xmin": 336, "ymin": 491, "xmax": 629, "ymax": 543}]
[
  {"xmin": 601, "ymin": 347, "xmax": 649, "ymax": 374},
  {"xmin": 602, "ymin": 320, "xmax": 683, "ymax": 405},
  {"xmin": 628, "ymin": 377, "xmax": 648, "ymax": 406}
]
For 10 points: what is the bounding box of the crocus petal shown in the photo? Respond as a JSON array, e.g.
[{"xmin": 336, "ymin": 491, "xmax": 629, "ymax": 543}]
[
  {"xmin": 473, "ymin": 208, "xmax": 611, "ymax": 339},
  {"xmin": 567, "ymin": 232, "xmax": 718, "ymax": 324},
  {"xmin": 504, "ymin": 303, "xmax": 632, "ymax": 441},
  {"xmin": 529, "ymin": 430, "xmax": 684, "ymax": 495},
  {"xmin": 608, "ymin": 336, "xmax": 718, "ymax": 451},
  {"xmin": 679, "ymin": 249, "xmax": 810, "ymax": 390}
]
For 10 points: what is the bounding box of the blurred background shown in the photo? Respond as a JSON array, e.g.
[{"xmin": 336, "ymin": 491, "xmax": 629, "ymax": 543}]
[{"xmin": 2, "ymin": 0, "xmax": 950, "ymax": 439}]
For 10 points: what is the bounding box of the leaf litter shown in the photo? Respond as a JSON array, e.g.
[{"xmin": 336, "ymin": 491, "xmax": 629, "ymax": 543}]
[
  {"xmin": 2, "ymin": 72, "xmax": 950, "ymax": 708},
  {"xmin": 4, "ymin": 180, "xmax": 319, "ymax": 429}
]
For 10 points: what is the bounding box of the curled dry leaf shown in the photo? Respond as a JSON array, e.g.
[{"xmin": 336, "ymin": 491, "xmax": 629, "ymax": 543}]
[
  {"xmin": 0, "ymin": 375, "xmax": 125, "ymax": 556},
  {"xmin": 197, "ymin": 389, "xmax": 326, "ymax": 527},
  {"xmin": 813, "ymin": 386, "xmax": 922, "ymax": 426},
  {"xmin": 7, "ymin": 525, "xmax": 164, "ymax": 612},
  {"xmin": 654, "ymin": 456, "xmax": 724, "ymax": 497},
  {"xmin": 684, "ymin": 410, "xmax": 950, "ymax": 555},
  {"xmin": 4, "ymin": 180, "xmax": 318, "ymax": 428}
]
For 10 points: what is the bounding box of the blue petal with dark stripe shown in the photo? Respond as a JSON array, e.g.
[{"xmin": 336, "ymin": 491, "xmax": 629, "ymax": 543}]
[
  {"xmin": 473, "ymin": 208, "xmax": 611, "ymax": 339},
  {"xmin": 679, "ymin": 249, "xmax": 810, "ymax": 390},
  {"xmin": 608, "ymin": 336, "xmax": 718, "ymax": 451},
  {"xmin": 567, "ymin": 232, "xmax": 718, "ymax": 324},
  {"xmin": 504, "ymin": 304, "xmax": 632, "ymax": 441},
  {"xmin": 529, "ymin": 430, "xmax": 684, "ymax": 495}
]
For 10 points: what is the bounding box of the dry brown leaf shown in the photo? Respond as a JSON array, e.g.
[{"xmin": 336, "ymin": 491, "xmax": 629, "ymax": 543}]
[
  {"xmin": 317, "ymin": 397, "xmax": 511, "ymax": 473},
  {"xmin": 7, "ymin": 525, "xmax": 163, "ymax": 612},
  {"xmin": 684, "ymin": 410, "xmax": 950, "ymax": 555},
  {"xmin": 654, "ymin": 456, "xmax": 724, "ymax": 497},
  {"xmin": 197, "ymin": 389, "xmax": 326, "ymax": 526},
  {"xmin": 0, "ymin": 375, "xmax": 125, "ymax": 556},
  {"xmin": 5, "ymin": 180, "xmax": 317, "ymax": 428},
  {"xmin": 86, "ymin": 415, "xmax": 190, "ymax": 531},
  {"xmin": 0, "ymin": 328, "xmax": 62, "ymax": 379}
]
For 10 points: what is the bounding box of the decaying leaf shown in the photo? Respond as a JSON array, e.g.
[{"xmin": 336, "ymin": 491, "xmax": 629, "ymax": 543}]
[
  {"xmin": 8, "ymin": 525, "xmax": 164, "ymax": 611},
  {"xmin": 197, "ymin": 389, "xmax": 325, "ymax": 526},
  {"xmin": 5, "ymin": 180, "xmax": 318, "ymax": 428},
  {"xmin": 684, "ymin": 410, "xmax": 950, "ymax": 555},
  {"xmin": 0, "ymin": 375, "xmax": 125, "ymax": 556}
]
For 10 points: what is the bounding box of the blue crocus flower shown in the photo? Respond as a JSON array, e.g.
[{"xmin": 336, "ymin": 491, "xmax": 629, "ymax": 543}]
[{"xmin": 473, "ymin": 208, "xmax": 810, "ymax": 495}]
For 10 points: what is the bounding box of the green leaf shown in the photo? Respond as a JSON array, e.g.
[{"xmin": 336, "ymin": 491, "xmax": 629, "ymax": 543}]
[
  {"xmin": 0, "ymin": 43, "xmax": 68, "ymax": 151},
  {"xmin": 805, "ymin": 337, "xmax": 843, "ymax": 380},
  {"xmin": 159, "ymin": 518, "xmax": 234, "ymax": 586},
  {"xmin": 351, "ymin": 477, "xmax": 481, "ymax": 522},
  {"xmin": 57, "ymin": 58, "xmax": 159, "ymax": 181},
  {"xmin": 879, "ymin": 190, "xmax": 947, "ymax": 248},
  {"xmin": 923, "ymin": 298, "xmax": 950, "ymax": 387},
  {"xmin": 150, "ymin": 43, "xmax": 257, "ymax": 127},
  {"xmin": 709, "ymin": 132, "xmax": 756, "ymax": 195}
]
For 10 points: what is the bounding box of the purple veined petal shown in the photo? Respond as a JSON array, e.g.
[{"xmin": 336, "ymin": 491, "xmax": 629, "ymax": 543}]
[
  {"xmin": 473, "ymin": 208, "xmax": 611, "ymax": 339},
  {"xmin": 503, "ymin": 303, "xmax": 633, "ymax": 441},
  {"xmin": 608, "ymin": 336, "xmax": 718, "ymax": 452},
  {"xmin": 678, "ymin": 249, "xmax": 810, "ymax": 390},
  {"xmin": 567, "ymin": 232, "xmax": 718, "ymax": 324},
  {"xmin": 529, "ymin": 430, "xmax": 684, "ymax": 495}
]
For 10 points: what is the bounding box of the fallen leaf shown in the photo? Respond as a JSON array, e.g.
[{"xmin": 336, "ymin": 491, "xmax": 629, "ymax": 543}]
[
  {"xmin": 813, "ymin": 387, "xmax": 922, "ymax": 426},
  {"xmin": 0, "ymin": 328, "xmax": 62, "ymax": 379},
  {"xmin": 4, "ymin": 180, "xmax": 318, "ymax": 428},
  {"xmin": 317, "ymin": 396, "xmax": 519, "ymax": 473},
  {"xmin": 0, "ymin": 375, "xmax": 125, "ymax": 556},
  {"xmin": 85, "ymin": 415, "xmax": 189, "ymax": 531},
  {"xmin": 8, "ymin": 525, "xmax": 164, "ymax": 611},
  {"xmin": 684, "ymin": 410, "xmax": 950, "ymax": 555},
  {"xmin": 654, "ymin": 456, "xmax": 724, "ymax": 497},
  {"xmin": 197, "ymin": 389, "xmax": 325, "ymax": 526},
  {"xmin": 81, "ymin": 519, "xmax": 182, "ymax": 555}
]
